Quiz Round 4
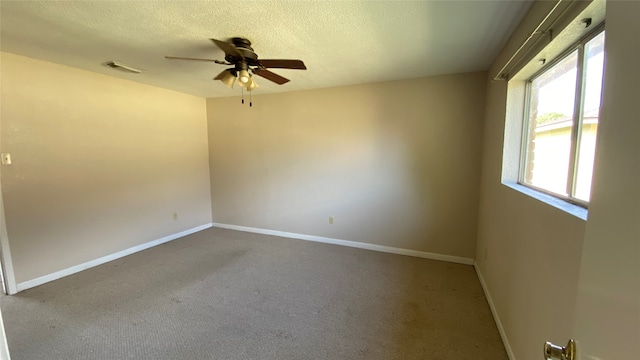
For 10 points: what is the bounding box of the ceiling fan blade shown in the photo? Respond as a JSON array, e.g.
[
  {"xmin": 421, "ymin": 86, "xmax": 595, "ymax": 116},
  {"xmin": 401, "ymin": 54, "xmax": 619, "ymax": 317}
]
[
  {"xmin": 213, "ymin": 69, "xmax": 231, "ymax": 80},
  {"xmin": 253, "ymin": 69, "xmax": 290, "ymax": 85},
  {"xmin": 165, "ymin": 56, "xmax": 222, "ymax": 62},
  {"xmin": 258, "ymin": 59, "xmax": 307, "ymax": 70},
  {"xmin": 211, "ymin": 38, "xmax": 243, "ymax": 59}
]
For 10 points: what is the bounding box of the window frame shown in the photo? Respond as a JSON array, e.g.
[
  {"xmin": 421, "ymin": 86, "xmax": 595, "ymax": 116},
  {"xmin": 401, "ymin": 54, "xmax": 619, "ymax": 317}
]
[{"xmin": 518, "ymin": 25, "xmax": 605, "ymax": 208}]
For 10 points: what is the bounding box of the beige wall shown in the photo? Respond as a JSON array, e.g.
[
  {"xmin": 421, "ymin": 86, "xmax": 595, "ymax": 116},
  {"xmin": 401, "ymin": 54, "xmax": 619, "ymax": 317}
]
[
  {"xmin": 474, "ymin": 0, "xmax": 627, "ymax": 359},
  {"xmin": 207, "ymin": 73, "xmax": 486, "ymax": 259},
  {"xmin": 0, "ymin": 52, "xmax": 212, "ymax": 285},
  {"xmin": 573, "ymin": 1, "xmax": 640, "ymax": 357}
]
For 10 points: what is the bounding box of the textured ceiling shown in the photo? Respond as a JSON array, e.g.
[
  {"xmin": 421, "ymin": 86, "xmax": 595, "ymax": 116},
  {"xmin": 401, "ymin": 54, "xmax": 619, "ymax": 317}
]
[{"xmin": 0, "ymin": 1, "xmax": 532, "ymax": 98}]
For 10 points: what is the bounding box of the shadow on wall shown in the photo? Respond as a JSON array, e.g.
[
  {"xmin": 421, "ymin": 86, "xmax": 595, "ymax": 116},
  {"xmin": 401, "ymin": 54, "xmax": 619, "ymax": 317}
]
[
  {"xmin": 368, "ymin": 74, "xmax": 485, "ymax": 256},
  {"xmin": 207, "ymin": 73, "xmax": 486, "ymax": 259},
  {"xmin": 1, "ymin": 52, "xmax": 212, "ymax": 285}
]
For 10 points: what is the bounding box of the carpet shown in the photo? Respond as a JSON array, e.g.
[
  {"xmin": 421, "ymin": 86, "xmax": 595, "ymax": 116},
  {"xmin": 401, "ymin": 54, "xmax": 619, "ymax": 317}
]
[{"xmin": 1, "ymin": 227, "xmax": 507, "ymax": 359}]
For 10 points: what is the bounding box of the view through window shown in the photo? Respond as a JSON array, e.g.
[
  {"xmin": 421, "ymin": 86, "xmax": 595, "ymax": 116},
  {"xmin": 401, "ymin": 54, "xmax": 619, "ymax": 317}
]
[{"xmin": 521, "ymin": 30, "xmax": 605, "ymax": 204}]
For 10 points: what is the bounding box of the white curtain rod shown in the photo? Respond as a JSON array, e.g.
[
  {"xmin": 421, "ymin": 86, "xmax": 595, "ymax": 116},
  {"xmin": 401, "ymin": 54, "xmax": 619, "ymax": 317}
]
[{"xmin": 493, "ymin": 0, "xmax": 567, "ymax": 81}]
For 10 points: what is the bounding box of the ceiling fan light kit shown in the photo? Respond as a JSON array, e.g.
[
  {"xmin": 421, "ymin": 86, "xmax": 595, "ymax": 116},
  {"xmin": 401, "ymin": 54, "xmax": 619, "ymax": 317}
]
[
  {"xmin": 220, "ymin": 71, "xmax": 237, "ymax": 89},
  {"xmin": 165, "ymin": 37, "xmax": 306, "ymax": 105},
  {"xmin": 237, "ymin": 69, "xmax": 251, "ymax": 85},
  {"xmin": 246, "ymin": 77, "xmax": 259, "ymax": 91}
]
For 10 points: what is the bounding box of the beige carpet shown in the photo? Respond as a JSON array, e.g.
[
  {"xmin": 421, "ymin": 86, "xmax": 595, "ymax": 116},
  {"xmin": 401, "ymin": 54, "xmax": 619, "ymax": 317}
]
[{"xmin": 1, "ymin": 227, "xmax": 507, "ymax": 360}]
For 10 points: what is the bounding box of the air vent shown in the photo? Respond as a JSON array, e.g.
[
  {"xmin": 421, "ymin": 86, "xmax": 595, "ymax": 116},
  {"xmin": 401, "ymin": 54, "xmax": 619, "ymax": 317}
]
[{"xmin": 104, "ymin": 61, "xmax": 142, "ymax": 74}]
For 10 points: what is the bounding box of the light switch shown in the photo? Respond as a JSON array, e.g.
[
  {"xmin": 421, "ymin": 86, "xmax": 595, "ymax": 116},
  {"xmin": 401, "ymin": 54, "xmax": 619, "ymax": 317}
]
[{"xmin": 1, "ymin": 153, "xmax": 11, "ymax": 165}]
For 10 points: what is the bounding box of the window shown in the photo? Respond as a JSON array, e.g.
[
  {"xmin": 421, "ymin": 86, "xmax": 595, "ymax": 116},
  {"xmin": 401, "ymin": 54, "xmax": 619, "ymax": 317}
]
[{"xmin": 520, "ymin": 30, "xmax": 605, "ymax": 205}]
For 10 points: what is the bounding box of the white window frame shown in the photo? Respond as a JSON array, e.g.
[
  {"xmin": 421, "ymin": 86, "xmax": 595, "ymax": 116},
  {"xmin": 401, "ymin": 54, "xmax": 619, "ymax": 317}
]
[{"xmin": 518, "ymin": 25, "xmax": 605, "ymax": 208}]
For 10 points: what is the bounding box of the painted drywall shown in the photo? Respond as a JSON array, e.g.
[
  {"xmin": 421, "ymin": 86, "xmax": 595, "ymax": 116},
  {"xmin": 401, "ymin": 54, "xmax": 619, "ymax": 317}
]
[
  {"xmin": 0, "ymin": 52, "xmax": 212, "ymax": 284},
  {"xmin": 474, "ymin": 1, "xmax": 589, "ymax": 359},
  {"xmin": 207, "ymin": 73, "xmax": 486, "ymax": 259},
  {"xmin": 572, "ymin": 1, "xmax": 640, "ymax": 358}
]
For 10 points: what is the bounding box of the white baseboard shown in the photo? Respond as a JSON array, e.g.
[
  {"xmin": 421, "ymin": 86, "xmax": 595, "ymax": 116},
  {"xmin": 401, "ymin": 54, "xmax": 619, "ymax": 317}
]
[
  {"xmin": 16, "ymin": 223, "xmax": 213, "ymax": 292},
  {"xmin": 474, "ymin": 263, "xmax": 515, "ymax": 360},
  {"xmin": 212, "ymin": 223, "xmax": 475, "ymax": 265}
]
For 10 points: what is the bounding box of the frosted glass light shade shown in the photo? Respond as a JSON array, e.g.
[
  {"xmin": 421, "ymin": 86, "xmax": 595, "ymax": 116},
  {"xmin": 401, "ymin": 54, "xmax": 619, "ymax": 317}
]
[
  {"xmin": 246, "ymin": 77, "xmax": 259, "ymax": 91},
  {"xmin": 221, "ymin": 72, "xmax": 236, "ymax": 88}
]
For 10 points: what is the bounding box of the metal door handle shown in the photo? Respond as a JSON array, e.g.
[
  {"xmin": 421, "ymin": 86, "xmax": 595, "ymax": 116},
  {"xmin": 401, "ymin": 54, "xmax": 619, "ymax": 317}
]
[{"xmin": 544, "ymin": 339, "xmax": 576, "ymax": 360}]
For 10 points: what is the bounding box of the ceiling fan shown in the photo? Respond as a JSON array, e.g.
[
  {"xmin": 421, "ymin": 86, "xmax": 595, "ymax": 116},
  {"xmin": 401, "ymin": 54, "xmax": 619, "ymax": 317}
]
[{"xmin": 165, "ymin": 37, "xmax": 307, "ymax": 91}]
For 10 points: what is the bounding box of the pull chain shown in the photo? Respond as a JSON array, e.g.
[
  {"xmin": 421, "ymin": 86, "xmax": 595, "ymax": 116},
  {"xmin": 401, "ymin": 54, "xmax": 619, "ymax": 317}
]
[
  {"xmin": 249, "ymin": 90, "xmax": 252, "ymax": 107},
  {"xmin": 241, "ymin": 87, "xmax": 244, "ymax": 104}
]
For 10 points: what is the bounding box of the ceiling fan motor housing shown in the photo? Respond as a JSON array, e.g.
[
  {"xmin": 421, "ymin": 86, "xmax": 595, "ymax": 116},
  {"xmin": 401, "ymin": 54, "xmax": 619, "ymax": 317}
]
[{"xmin": 227, "ymin": 37, "xmax": 260, "ymax": 66}]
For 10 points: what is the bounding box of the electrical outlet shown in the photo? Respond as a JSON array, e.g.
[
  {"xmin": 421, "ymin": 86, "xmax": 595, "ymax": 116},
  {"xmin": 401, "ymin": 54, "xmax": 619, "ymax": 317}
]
[
  {"xmin": 173, "ymin": 212, "xmax": 178, "ymax": 221},
  {"xmin": 329, "ymin": 216, "xmax": 334, "ymax": 224},
  {"xmin": 1, "ymin": 153, "xmax": 12, "ymax": 165}
]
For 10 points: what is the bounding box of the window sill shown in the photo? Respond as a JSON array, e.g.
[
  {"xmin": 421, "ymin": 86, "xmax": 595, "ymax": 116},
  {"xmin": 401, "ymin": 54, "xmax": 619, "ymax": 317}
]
[{"xmin": 502, "ymin": 182, "xmax": 588, "ymax": 221}]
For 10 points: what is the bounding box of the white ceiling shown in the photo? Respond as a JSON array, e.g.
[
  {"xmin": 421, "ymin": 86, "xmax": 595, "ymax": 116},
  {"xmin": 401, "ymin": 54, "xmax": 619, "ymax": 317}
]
[{"xmin": 0, "ymin": 1, "xmax": 532, "ymax": 98}]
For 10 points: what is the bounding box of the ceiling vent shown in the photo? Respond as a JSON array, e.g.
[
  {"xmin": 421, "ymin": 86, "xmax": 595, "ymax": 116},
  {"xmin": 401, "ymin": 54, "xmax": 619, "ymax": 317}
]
[{"xmin": 104, "ymin": 61, "xmax": 142, "ymax": 74}]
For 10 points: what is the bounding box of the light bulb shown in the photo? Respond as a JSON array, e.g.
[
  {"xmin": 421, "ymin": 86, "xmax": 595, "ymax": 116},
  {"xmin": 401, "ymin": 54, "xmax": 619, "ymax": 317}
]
[{"xmin": 238, "ymin": 70, "xmax": 250, "ymax": 85}]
